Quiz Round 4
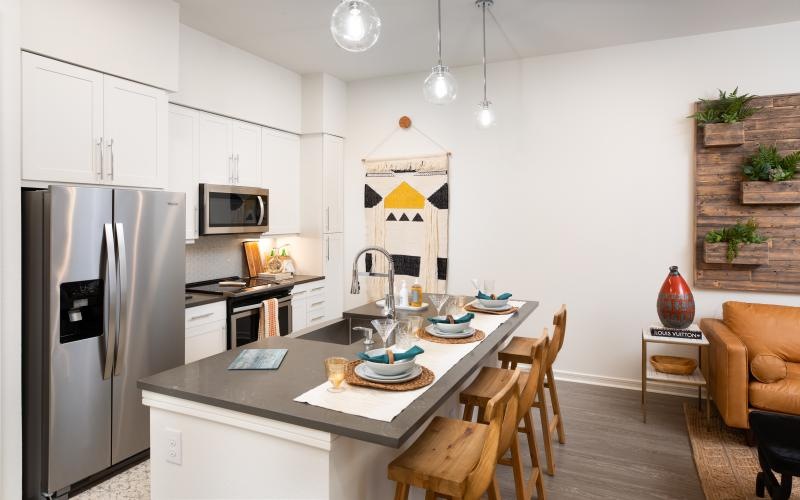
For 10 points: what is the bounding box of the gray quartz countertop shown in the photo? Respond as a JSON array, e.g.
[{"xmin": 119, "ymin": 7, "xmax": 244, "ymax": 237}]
[
  {"xmin": 139, "ymin": 299, "xmax": 538, "ymax": 448},
  {"xmin": 184, "ymin": 292, "xmax": 225, "ymax": 309}
]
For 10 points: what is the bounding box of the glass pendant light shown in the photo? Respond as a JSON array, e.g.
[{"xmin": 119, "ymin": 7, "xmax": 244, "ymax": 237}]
[
  {"xmin": 423, "ymin": 0, "xmax": 457, "ymax": 104},
  {"xmin": 475, "ymin": 0, "xmax": 496, "ymax": 128},
  {"xmin": 330, "ymin": 0, "xmax": 381, "ymax": 52}
]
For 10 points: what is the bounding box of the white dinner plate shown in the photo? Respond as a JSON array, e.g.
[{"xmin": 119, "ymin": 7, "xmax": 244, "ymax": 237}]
[
  {"xmin": 355, "ymin": 363, "xmax": 422, "ymax": 384},
  {"xmin": 425, "ymin": 324, "xmax": 476, "ymax": 339},
  {"xmin": 468, "ymin": 300, "xmax": 514, "ymax": 312}
]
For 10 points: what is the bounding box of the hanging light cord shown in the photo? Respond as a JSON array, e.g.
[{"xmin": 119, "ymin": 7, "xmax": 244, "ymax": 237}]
[
  {"xmin": 481, "ymin": 1, "xmax": 487, "ymax": 102},
  {"xmin": 436, "ymin": 0, "xmax": 443, "ymax": 66}
]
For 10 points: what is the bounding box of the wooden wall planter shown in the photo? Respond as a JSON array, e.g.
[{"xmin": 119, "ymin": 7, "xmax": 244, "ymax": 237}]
[
  {"xmin": 741, "ymin": 180, "xmax": 800, "ymax": 205},
  {"xmin": 703, "ymin": 122, "xmax": 745, "ymax": 147},
  {"xmin": 703, "ymin": 241, "xmax": 770, "ymax": 265}
]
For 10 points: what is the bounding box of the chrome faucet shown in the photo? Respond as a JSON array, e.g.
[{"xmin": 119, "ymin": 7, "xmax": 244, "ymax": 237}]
[{"xmin": 350, "ymin": 246, "xmax": 396, "ymax": 319}]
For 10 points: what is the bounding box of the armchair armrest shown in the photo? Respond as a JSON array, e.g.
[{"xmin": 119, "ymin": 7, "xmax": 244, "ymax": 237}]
[{"xmin": 701, "ymin": 318, "xmax": 750, "ymax": 429}]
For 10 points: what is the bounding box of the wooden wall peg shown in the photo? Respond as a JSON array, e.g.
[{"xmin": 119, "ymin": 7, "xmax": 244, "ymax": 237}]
[{"xmin": 399, "ymin": 116, "xmax": 412, "ymax": 129}]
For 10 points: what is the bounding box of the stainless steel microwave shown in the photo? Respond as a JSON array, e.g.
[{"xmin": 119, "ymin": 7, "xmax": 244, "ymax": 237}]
[{"xmin": 200, "ymin": 184, "xmax": 269, "ymax": 235}]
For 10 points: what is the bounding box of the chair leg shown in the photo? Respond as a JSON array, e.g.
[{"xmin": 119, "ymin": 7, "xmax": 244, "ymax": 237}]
[
  {"xmin": 536, "ymin": 387, "xmax": 556, "ymax": 475},
  {"xmin": 394, "ymin": 482, "xmax": 410, "ymax": 500},
  {"xmin": 522, "ymin": 411, "xmax": 541, "ymax": 473},
  {"xmin": 510, "ymin": 437, "xmax": 527, "ymax": 500},
  {"xmin": 547, "ymin": 368, "xmax": 566, "ymax": 444},
  {"xmin": 487, "ymin": 477, "xmax": 501, "ymax": 500},
  {"xmin": 778, "ymin": 474, "xmax": 792, "ymax": 500},
  {"xmin": 424, "ymin": 490, "xmax": 436, "ymax": 500},
  {"xmin": 756, "ymin": 472, "xmax": 765, "ymax": 498},
  {"xmin": 462, "ymin": 404, "xmax": 474, "ymax": 422}
]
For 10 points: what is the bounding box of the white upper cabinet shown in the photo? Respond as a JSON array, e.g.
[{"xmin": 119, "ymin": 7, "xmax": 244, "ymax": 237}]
[
  {"xmin": 22, "ymin": 53, "xmax": 104, "ymax": 184},
  {"xmin": 198, "ymin": 112, "xmax": 233, "ymax": 185},
  {"xmin": 262, "ymin": 129, "xmax": 300, "ymax": 235},
  {"xmin": 168, "ymin": 105, "xmax": 200, "ymax": 240},
  {"xmin": 22, "ymin": 53, "xmax": 168, "ymax": 189},
  {"xmin": 103, "ymin": 75, "xmax": 168, "ymax": 189},
  {"xmin": 323, "ymin": 135, "xmax": 344, "ymax": 234},
  {"xmin": 324, "ymin": 233, "xmax": 344, "ymax": 320},
  {"xmin": 231, "ymin": 121, "xmax": 262, "ymax": 187}
]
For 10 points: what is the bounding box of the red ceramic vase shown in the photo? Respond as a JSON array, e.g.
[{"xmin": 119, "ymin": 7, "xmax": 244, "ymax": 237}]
[{"xmin": 656, "ymin": 266, "xmax": 695, "ymax": 329}]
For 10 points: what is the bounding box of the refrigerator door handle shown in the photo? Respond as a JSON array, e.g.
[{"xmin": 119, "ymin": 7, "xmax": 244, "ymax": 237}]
[
  {"xmin": 103, "ymin": 223, "xmax": 118, "ymax": 380},
  {"xmin": 113, "ymin": 222, "xmax": 129, "ymax": 376}
]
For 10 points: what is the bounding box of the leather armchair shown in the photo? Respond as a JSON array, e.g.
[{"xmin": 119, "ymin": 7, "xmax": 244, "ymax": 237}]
[{"xmin": 701, "ymin": 301, "xmax": 800, "ymax": 430}]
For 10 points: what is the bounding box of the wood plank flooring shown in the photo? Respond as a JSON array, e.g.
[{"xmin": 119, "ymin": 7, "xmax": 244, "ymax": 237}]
[{"xmin": 494, "ymin": 381, "xmax": 704, "ymax": 500}]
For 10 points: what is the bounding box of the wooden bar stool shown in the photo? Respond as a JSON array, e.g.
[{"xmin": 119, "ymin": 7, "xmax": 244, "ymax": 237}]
[
  {"xmin": 460, "ymin": 330, "xmax": 549, "ymax": 500},
  {"xmin": 498, "ymin": 305, "xmax": 568, "ymax": 476},
  {"xmin": 388, "ymin": 369, "xmax": 521, "ymax": 500}
]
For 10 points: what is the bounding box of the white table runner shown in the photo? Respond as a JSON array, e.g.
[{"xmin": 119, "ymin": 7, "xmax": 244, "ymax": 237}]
[{"xmin": 293, "ymin": 301, "xmax": 524, "ymax": 422}]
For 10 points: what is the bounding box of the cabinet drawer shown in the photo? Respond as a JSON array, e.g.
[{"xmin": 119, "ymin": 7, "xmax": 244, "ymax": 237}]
[
  {"xmin": 185, "ymin": 319, "xmax": 227, "ymax": 364},
  {"xmin": 185, "ymin": 301, "xmax": 226, "ymax": 328},
  {"xmin": 308, "ymin": 305, "xmax": 326, "ymax": 325}
]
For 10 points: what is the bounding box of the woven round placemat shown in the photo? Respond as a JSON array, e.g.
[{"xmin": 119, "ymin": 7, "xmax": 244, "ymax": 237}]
[
  {"xmin": 419, "ymin": 328, "xmax": 486, "ymax": 344},
  {"xmin": 465, "ymin": 304, "xmax": 518, "ymax": 315},
  {"xmin": 345, "ymin": 360, "xmax": 434, "ymax": 392}
]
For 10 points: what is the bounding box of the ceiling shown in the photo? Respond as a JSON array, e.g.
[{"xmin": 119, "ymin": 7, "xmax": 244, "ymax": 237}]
[{"xmin": 177, "ymin": 0, "xmax": 800, "ymax": 81}]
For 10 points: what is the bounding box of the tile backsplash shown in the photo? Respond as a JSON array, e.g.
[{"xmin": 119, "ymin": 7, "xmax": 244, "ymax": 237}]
[{"xmin": 185, "ymin": 235, "xmax": 249, "ymax": 283}]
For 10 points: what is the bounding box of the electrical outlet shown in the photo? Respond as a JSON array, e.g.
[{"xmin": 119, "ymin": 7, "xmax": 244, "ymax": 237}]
[{"xmin": 165, "ymin": 428, "xmax": 182, "ymax": 465}]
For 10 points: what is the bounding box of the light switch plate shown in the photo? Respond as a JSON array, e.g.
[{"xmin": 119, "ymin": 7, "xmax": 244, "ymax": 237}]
[{"xmin": 165, "ymin": 428, "xmax": 182, "ymax": 465}]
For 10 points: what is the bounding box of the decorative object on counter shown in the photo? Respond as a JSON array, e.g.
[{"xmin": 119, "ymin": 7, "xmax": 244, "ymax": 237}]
[
  {"xmin": 650, "ymin": 355, "xmax": 697, "ymax": 376},
  {"xmin": 465, "ymin": 300, "xmax": 517, "ymax": 314},
  {"xmin": 475, "ymin": 0, "xmax": 497, "ymax": 129},
  {"xmin": 428, "ymin": 312, "xmax": 474, "ymax": 324},
  {"xmin": 656, "ymin": 266, "xmax": 695, "ymax": 329},
  {"xmin": 397, "ymin": 280, "xmax": 410, "ymax": 307},
  {"xmin": 324, "ymin": 357, "xmax": 349, "ymax": 393},
  {"xmin": 649, "ymin": 325, "xmax": 702, "ymax": 340},
  {"xmin": 410, "ymin": 279, "xmax": 424, "ymax": 307},
  {"xmin": 423, "ymin": 0, "xmax": 457, "ymax": 105},
  {"xmin": 345, "ymin": 360, "xmax": 434, "ymax": 392},
  {"xmin": 363, "ymin": 152, "xmax": 449, "ymax": 300},
  {"xmin": 691, "ymin": 87, "xmax": 757, "ymax": 147},
  {"xmin": 741, "ymin": 145, "xmax": 800, "ymax": 205},
  {"xmin": 257, "ymin": 298, "xmax": 280, "ymax": 338},
  {"xmin": 266, "ymin": 249, "xmax": 283, "ymax": 273},
  {"xmin": 694, "ymin": 92, "xmax": 800, "ymax": 294},
  {"xmin": 408, "ymin": 315, "xmax": 424, "ymax": 340},
  {"xmin": 371, "ymin": 318, "xmax": 399, "ymax": 348},
  {"xmin": 357, "ymin": 345, "xmax": 424, "ymax": 364},
  {"xmin": 477, "ymin": 290, "xmax": 512, "ymax": 301},
  {"xmin": 330, "ymin": 0, "xmax": 381, "ymax": 52},
  {"xmin": 227, "ymin": 349, "xmax": 288, "ymax": 370},
  {"xmin": 427, "ymin": 293, "xmax": 450, "ymax": 318},
  {"xmin": 395, "ymin": 319, "xmax": 414, "ymax": 350},
  {"xmin": 422, "ymin": 325, "xmax": 485, "ymax": 343},
  {"xmin": 704, "ymin": 219, "xmax": 769, "ymax": 264}
]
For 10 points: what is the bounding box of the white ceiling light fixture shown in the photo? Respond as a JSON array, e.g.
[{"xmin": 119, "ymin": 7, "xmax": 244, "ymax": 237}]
[
  {"xmin": 330, "ymin": 0, "xmax": 381, "ymax": 53},
  {"xmin": 475, "ymin": 0, "xmax": 496, "ymax": 129},
  {"xmin": 423, "ymin": 0, "xmax": 457, "ymax": 105}
]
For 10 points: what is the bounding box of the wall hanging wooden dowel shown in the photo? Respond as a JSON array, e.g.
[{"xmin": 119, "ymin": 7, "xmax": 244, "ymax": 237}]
[{"xmin": 362, "ymin": 115, "xmax": 451, "ymax": 162}]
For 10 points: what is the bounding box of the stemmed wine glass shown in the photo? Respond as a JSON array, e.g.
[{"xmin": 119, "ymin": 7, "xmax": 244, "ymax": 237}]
[
  {"xmin": 428, "ymin": 293, "xmax": 451, "ymax": 318},
  {"xmin": 371, "ymin": 318, "xmax": 398, "ymax": 349}
]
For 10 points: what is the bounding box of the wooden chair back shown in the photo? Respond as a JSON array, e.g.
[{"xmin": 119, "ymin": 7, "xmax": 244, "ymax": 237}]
[
  {"xmin": 546, "ymin": 305, "xmax": 567, "ymax": 368},
  {"xmin": 464, "ymin": 369, "xmax": 521, "ymax": 500},
  {"xmin": 517, "ymin": 330, "xmax": 549, "ymax": 419}
]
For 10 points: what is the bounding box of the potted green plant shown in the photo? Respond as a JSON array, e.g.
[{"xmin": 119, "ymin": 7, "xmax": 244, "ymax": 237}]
[
  {"xmin": 740, "ymin": 144, "xmax": 800, "ymax": 204},
  {"xmin": 691, "ymin": 88, "xmax": 757, "ymax": 147},
  {"xmin": 703, "ymin": 218, "xmax": 769, "ymax": 264}
]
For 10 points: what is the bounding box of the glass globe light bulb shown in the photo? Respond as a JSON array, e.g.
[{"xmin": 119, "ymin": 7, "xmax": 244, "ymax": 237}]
[
  {"xmin": 476, "ymin": 100, "xmax": 496, "ymax": 129},
  {"xmin": 423, "ymin": 65, "xmax": 457, "ymax": 105},
  {"xmin": 330, "ymin": 0, "xmax": 381, "ymax": 52}
]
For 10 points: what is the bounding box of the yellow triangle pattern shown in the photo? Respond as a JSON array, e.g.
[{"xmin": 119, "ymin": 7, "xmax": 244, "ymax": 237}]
[{"xmin": 384, "ymin": 181, "xmax": 425, "ymax": 209}]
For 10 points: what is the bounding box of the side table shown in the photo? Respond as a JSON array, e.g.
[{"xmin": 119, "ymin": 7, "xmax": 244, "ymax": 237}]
[{"xmin": 641, "ymin": 325, "xmax": 710, "ymax": 423}]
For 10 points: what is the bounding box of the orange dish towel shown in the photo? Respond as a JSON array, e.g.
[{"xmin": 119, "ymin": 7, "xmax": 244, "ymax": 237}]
[{"xmin": 257, "ymin": 298, "xmax": 280, "ymax": 338}]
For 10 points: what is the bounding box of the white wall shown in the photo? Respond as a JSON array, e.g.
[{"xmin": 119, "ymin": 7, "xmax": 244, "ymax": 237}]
[
  {"xmin": 172, "ymin": 24, "xmax": 302, "ymax": 134},
  {"xmin": 344, "ymin": 22, "xmax": 800, "ymax": 385},
  {"xmin": 21, "ymin": 0, "xmax": 179, "ymax": 91},
  {"xmin": 0, "ymin": 0, "xmax": 21, "ymax": 496}
]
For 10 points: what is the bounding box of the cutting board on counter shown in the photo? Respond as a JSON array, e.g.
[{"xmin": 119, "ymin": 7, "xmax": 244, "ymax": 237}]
[{"xmin": 242, "ymin": 241, "xmax": 266, "ymax": 277}]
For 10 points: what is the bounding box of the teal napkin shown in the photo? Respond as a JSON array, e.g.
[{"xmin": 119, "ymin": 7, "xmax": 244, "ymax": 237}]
[
  {"xmin": 477, "ymin": 291, "xmax": 512, "ymax": 300},
  {"xmin": 357, "ymin": 345, "xmax": 424, "ymax": 364},
  {"xmin": 428, "ymin": 312, "xmax": 475, "ymax": 324}
]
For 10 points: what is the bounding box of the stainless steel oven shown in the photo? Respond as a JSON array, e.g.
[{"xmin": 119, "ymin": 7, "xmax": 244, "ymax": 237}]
[
  {"xmin": 228, "ymin": 293, "xmax": 292, "ymax": 349},
  {"xmin": 200, "ymin": 184, "xmax": 269, "ymax": 235}
]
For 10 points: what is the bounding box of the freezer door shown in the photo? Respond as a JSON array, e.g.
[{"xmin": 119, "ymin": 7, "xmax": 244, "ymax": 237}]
[
  {"xmin": 46, "ymin": 186, "xmax": 114, "ymax": 492},
  {"xmin": 111, "ymin": 189, "xmax": 185, "ymax": 463}
]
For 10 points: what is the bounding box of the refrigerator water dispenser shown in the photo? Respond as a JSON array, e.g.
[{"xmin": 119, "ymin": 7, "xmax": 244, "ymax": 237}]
[{"xmin": 59, "ymin": 279, "xmax": 103, "ymax": 343}]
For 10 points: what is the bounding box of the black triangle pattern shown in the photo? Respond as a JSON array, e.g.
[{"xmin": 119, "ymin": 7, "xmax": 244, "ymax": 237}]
[
  {"xmin": 386, "ymin": 213, "xmax": 397, "ymax": 221},
  {"xmin": 412, "ymin": 214, "xmax": 423, "ymax": 222},
  {"xmin": 399, "ymin": 213, "xmax": 410, "ymax": 221}
]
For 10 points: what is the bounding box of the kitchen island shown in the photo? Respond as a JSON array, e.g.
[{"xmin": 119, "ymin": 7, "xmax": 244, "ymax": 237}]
[{"xmin": 138, "ymin": 297, "xmax": 538, "ymax": 499}]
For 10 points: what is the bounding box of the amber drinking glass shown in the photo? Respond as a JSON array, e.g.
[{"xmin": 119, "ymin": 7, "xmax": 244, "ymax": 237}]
[{"xmin": 325, "ymin": 357, "xmax": 348, "ymax": 393}]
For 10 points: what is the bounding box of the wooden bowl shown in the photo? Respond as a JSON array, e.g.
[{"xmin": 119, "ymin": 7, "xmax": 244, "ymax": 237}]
[{"xmin": 650, "ymin": 355, "xmax": 697, "ymax": 375}]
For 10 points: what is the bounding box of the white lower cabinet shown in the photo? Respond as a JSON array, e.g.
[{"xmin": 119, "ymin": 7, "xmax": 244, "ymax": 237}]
[
  {"xmin": 291, "ymin": 281, "xmax": 327, "ymax": 332},
  {"xmin": 185, "ymin": 302, "xmax": 227, "ymax": 364}
]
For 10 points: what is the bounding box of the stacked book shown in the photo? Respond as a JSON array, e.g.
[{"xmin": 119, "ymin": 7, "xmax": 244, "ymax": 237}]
[
  {"xmin": 258, "ymin": 272, "xmax": 293, "ymax": 280},
  {"xmin": 649, "ymin": 323, "xmax": 702, "ymax": 340}
]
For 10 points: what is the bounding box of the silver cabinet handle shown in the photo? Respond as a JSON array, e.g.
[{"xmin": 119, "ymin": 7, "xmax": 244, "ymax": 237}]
[
  {"xmin": 113, "ymin": 222, "xmax": 128, "ymax": 376},
  {"xmin": 96, "ymin": 137, "xmax": 104, "ymax": 180},
  {"xmin": 107, "ymin": 138, "xmax": 115, "ymax": 181},
  {"xmin": 326, "ymin": 237, "xmax": 330, "ymax": 261},
  {"xmin": 235, "ymin": 154, "xmax": 240, "ymax": 184},
  {"xmin": 326, "ymin": 207, "xmax": 330, "ymax": 231},
  {"xmin": 102, "ymin": 223, "xmax": 118, "ymax": 380},
  {"xmin": 228, "ymin": 155, "xmax": 233, "ymax": 183},
  {"xmin": 194, "ymin": 206, "xmax": 199, "ymax": 237},
  {"xmin": 189, "ymin": 312, "xmax": 214, "ymax": 321}
]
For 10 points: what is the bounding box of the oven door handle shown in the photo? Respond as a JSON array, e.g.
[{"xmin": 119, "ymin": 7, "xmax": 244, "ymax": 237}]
[{"xmin": 232, "ymin": 296, "xmax": 291, "ymax": 314}]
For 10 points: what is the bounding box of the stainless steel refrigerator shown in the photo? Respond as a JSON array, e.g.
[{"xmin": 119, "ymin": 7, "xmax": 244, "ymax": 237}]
[{"xmin": 22, "ymin": 186, "xmax": 185, "ymax": 499}]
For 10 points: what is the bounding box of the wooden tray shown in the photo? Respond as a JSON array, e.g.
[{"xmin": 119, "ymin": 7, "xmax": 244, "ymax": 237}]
[
  {"xmin": 650, "ymin": 355, "xmax": 697, "ymax": 375},
  {"xmin": 344, "ymin": 360, "xmax": 434, "ymax": 392},
  {"xmin": 419, "ymin": 328, "xmax": 485, "ymax": 344}
]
